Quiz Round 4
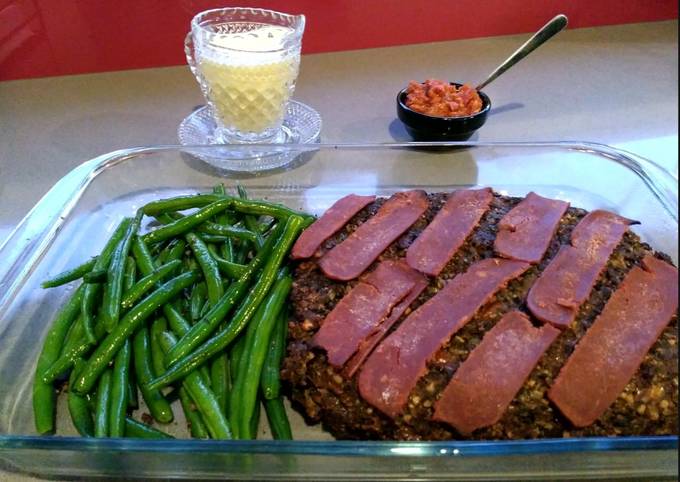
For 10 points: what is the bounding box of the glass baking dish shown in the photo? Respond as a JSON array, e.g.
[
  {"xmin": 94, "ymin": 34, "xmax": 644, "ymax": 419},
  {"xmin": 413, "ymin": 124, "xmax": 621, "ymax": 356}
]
[{"xmin": 0, "ymin": 142, "xmax": 677, "ymax": 480}]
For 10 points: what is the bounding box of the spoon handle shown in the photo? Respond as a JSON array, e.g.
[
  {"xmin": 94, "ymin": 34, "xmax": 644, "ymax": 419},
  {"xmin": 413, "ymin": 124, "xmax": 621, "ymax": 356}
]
[{"xmin": 476, "ymin": 14, "xmax": 568, "ymax": 91}]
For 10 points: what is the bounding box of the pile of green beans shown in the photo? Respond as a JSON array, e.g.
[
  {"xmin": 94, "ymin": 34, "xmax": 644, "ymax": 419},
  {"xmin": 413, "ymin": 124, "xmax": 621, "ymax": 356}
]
[{"xmin": 33, "ymin": 185, "xmax": 311, "ymax": 440}]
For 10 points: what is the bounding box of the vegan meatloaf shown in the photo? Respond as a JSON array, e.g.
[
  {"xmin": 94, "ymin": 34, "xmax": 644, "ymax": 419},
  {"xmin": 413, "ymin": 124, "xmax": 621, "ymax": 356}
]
[{"xmin": 281, "ymin": 191, "xmax": 678, "ymax": 440}]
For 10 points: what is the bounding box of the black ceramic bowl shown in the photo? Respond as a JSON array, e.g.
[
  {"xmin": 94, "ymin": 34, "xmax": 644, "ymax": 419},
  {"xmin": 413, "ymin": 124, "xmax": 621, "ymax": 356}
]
[{"xmin": 397, "ymin": 82, "xmax": 491, "ymax": 141}]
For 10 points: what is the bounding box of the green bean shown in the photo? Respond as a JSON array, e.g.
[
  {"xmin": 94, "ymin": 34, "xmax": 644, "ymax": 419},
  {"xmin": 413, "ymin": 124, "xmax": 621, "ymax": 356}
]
[
  {"xmin": 73, "ymin": 270, "xmax": 199, "ymax": 394},
  {"xmin": 102, "ymin": 216, "xmax": 139, "ymax": 332},
  {"xmin": 228, "ymin": 282, "xmax": 268, "ymax": 438},
  {"xmin": 120, "ymin": 260, "xmax": 182, "ymax": 310},
  {"xmin": 193, "ymin": 359, "xmax": 214, "ymax": 387},
  {"xmin": 264, "ymin": 397, "xmax": 292, "ymax": 440},
  {"xmin": 133, "ymin": 325, "xmax": 174, "ymax": 423},
  {"xmin": 61, "ymin": 315, "xmax": 85, "ymax": 358},
  {"xmin": 213, "ymin": 199, "xmax": 239, "ymax": 264},
  {"xmin": 123, "ymin": 258, "xmax": 138, "ymax": 410},
  {"xmin": 227, "ymin": 342, "xmax": 243, "ymax": 426},
  {"xmin": 213, "ymin": 184, "xmax": 238, "ymax": 225},
  {"xmin": 33, "ymin": 285, "xmax": 83, "ymax": 434},
  {"xmin": 199, "ymin": 297, "xmax": 213, "ymax": 319},
  {"xmin": 149, "ymin": 238, "xmax": 167, "ymax": 256},
  {"xmin": 149, "ymin": 318, "xmax": 168, "ymax": 378},
  {"xmin": 259, "ymin": 217, "xmax": 278, "ymax": 234},
  {"xmin": 163, "ymin": 223, "xmax": 284, "ymax": 367},
  {"xmin": 94, "ymin": 369, "xmax": 112, "ymax": 437},
  {"xmin": 156, "ymin": 239, "xmax": 185, "ymax": 266},
  {"xmin": 164, "ymin": 305, "xmax": 193, "ymax": 336},
  {"xmin": 206, "ymin": 244, "xmax": 248, "ymax": 279},
  {"xmin": 41, "ymin": 315, "xmax": 106, "ymax": 384},
  {"xmin": 190, "ymin": 282, "xmax": 207, "ymax": 322},
  {"xmin": 226, "ymin": 196, "xmax": 313, "ymax": 223},
  {"xmin": 126, "ymin": 253, "xmax": 209, "ymax": 389},
  {"xmin": 237, "ymin": 272, "xmax": 292, "ymax": 439},
  {"xmin": 152, "ymin": 212, "xmax": 182, "ymax": 229},
  {"xmin": 109, "ymin": 339, "xmax": 131, "ymax": 437},
  {"xmin": 237, "ymin": 185, "xmax": 265, "ymax": 237},
  {"xmin": 186, "ymin": 232, "xmax": 222, "ymax": 304},
  {"xmin": 183, "ymin": 255, "xmax": 199, "ymax": 273},
  {"xmin": 199, "ymin": 234, "xmax": 245, "ymax": 245},
  {"xmin": 228, "ymin": 345, "xmax": 251, "ymax": 437},
  {"xmin": 147, "ymin": 216, "xmax": 303, "ymax": 391},
  {"xmin": 82, "ymin": 219, "xmax": 132, "ymax": 343},
  {"xmin": 127, "ymin": 361, "xmax": 139, "ymax": 410},
  {"xmin": 173, "ymin": 301, "xmax": 188, "ymax": 322},
  {"xmin": 261, "ymin": 307, "xmax": 288, "ymax": 400},
  {"xmin": 124, "ymin": 417, "xmax": 174, "ymax": 439},
  {"xmin": 142, "ymin": 194, "xmax": 225, "ymax": 216},
  {"xmin": 155, "ymin": 239, "xmax": 176, "ymax": 264},
  {"xmin": 175, "ymin": 296, "xmax": 190, "ymax": 318},
  {"xmin": 250, "ymin": 399, "xmax": 261, "ymax": 440},
  {"xmin": 226, "ymin": 339, "xmax": 243, "ymax": 430},
  {"xmin": 210, "ymin": 352, "xmax": 230, "ymax": 415},
  {"xmin": 179, "ymin": 387, "xmax": 209, "ymax": 439},
  {"xmin": 41, "ymin": 258, "xmax": 97, "ymax": 289},
  {"xmin": 236, "ymin": 185, "xmax": 252, "ymax": 203},
  {"xmin": 229, "ymin": 334, "xmax": 248, "ymax": 387},
  {"xmin": 163, "ymin": 276, "xmax": 248, "ymax": 368},
  {"xmin": 198, "ymin": 223, "xmax": 259, "ymax": 245},
  {"xmin": 141, "ymin": 199, "xmax": 232, "ymax": 245},
  {"xmin": 62, "ymin": 329, "xmax": 100, "ymax": 374},
  {"xmin": 67, "ymin": 359, "xmax": 94, "ymax": 437},
  {"xmin": 132, "ymin": 236, "xmax": 192, "ymax": 336},
  {"xmin": 123, "ymin": 256, "xmax": 136, "ymax": 292},
  {"xmin": 132, "ymin": 235, "xmax": 159, "ymax": 273},
  {"xmin": 142, "ymin": 193, "xmax": 310, "ymax": 222},
  {"xmin": 221, "ymin": 238, "xmax": 234, "ymax": 262},
  {"xmin": 237, "ymin": 186, "xmax": 270, "ymax": 231},
  {"xmin": 166, "ymin": 240, "xmax": 188, "ymax": 262},
  {"xmin": 233, "ymin": 240, "xmax": 250, "ymax": 265},
  {"xmin": 158, "ymin": 211, "xmax": 184, "ymax": 223},
  {"xmin": 199, "ymin": 365, "xmax": 213, "ymax": 392},
  {"xmin": 158, "ymin": 332, "xmax": 232, "ymax": 439},
  {"xmin": 82, "ymin": 268, "xmax": 107, "ymax": 284}
]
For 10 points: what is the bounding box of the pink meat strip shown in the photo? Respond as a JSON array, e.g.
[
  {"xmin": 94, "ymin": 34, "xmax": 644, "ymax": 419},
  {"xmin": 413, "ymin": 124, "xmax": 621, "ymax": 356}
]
[
  {"xmin": 291, "ymin": 194, "xmax": 376, "ymax": 259},
  {"xmin": 343, "ymin": 276, "xmax": 428, "ymax": 378},
  {"xmin": 432, "ymin": 311, "xmax": 560, "ymax": 434},
  {"xmin": 527, "ymin": 210, "xmax": 635, "ymax": 328},
  {"xmin": 406, "ymin": 188, "xmax": 493, "ymax": 276},
  {"xmin": 548, "ymin": 255, "xmax": 678, "ymax": 428},
  {"xmin": 358, "ymin": 258, "xmax": 530, "ymax": 418},
  {"xmin": 494, "ymin": 192, "xmax": 569, "ymax": 264},
  {"xmin": 312, "ymin": 260, "xmax": 426, "ymax": 367},
  {"xmin": 319, "ymin": 190, "xmax": 429, "ymax": 281}
]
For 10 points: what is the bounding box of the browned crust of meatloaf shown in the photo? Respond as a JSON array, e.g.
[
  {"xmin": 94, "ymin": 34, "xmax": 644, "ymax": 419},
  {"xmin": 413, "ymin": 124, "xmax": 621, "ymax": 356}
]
[{"xmin": 281, "ymin": 192, "xmax": 678, "ymax": 440}]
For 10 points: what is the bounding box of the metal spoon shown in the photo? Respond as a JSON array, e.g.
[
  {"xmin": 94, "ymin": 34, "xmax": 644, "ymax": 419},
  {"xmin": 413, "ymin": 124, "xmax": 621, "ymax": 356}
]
[{"xmin": 476, "ymin": 14, "xmax": 568, "ymax": 92}]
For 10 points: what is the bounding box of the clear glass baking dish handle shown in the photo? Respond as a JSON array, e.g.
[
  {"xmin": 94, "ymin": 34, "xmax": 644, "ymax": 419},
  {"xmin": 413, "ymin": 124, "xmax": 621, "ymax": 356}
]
[
  {"xmin": 571, "ymin": 141, "xmax": 678, "ymax": 221},
  {"xmin": 0, "ymin": 147, "xmax": 145, "ymax": 315}
]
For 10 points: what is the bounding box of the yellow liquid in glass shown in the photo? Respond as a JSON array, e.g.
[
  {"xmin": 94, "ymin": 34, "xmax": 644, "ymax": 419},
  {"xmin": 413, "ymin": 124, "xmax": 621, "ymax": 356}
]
[
  {"xmin": 200, "ymin": 56, "xmax": 299, "ymax": 133},
  {"xmin": 197, "ymin": 26, "xmax": 300, "ymax": 135}
]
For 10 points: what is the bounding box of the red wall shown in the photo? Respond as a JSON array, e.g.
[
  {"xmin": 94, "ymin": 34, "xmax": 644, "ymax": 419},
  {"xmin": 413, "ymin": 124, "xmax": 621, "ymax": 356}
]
[{"xmin": 1, "ymin": 0, "xmax": 677, "ymax": 81}]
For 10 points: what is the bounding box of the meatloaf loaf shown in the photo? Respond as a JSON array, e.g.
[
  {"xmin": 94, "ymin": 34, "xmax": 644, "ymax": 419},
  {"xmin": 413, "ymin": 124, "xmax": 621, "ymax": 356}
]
[{"xmin": 282, "ymin": 191, "xmax": 678, "ymax": 440}]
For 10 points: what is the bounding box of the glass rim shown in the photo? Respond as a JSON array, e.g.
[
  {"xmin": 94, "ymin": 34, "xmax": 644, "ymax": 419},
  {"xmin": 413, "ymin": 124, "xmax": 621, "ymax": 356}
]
[
  {"xmin": 0, "ymin": 434, "xmax": 677, "ymax": 456},
  {"xmin": 190, "ymin": 7, "xmax": 305, "ymax": 54}
]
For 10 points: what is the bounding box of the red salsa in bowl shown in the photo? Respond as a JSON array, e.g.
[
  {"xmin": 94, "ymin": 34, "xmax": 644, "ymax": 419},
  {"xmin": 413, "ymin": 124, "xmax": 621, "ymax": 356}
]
[
  {"xmin": 396, "ymin": 79, "xmax": 491, "ymax": 141},
  {"xmin": 405, "ymin": 79, "xmax": 483, "ymax": 118}
]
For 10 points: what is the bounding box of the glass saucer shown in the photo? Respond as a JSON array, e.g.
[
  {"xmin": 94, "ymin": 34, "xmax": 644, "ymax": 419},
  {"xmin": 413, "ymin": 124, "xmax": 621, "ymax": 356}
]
[{"xmin": 178, "ymin": 101, "xmax": 322, "ymax": 172}]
